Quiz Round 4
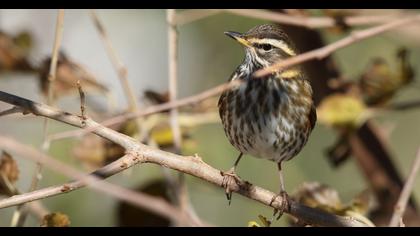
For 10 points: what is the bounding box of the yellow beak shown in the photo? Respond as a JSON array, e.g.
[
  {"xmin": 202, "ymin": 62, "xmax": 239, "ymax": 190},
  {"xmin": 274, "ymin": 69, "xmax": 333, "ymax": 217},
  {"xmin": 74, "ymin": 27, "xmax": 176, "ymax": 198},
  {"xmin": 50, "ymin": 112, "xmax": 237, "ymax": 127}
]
[{"xmin": 224, "ymin": 31, "xmax": 251, "ymax": 47}]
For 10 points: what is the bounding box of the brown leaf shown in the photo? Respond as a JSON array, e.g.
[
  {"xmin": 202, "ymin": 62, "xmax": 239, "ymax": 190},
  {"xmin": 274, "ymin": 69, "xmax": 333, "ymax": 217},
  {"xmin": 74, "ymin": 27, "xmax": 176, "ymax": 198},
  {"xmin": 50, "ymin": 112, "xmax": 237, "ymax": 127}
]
[
  {"xmin": 0, "ymin": 30, "xmax": 35, "ymax": 72},
  {"xmin": 72, "ymin": 133, "xmax": 125, "ymax": 169},
  {"xmin": 40, "ymin": 212, "xmax": 71, "ymax": 227},
  {"xmin": 0, "ymin": 151, "xmax": 19, "ymax": 183},
  {"xmin": 38, "ymin": 51, "xmax": 108, "ymax": 99}
]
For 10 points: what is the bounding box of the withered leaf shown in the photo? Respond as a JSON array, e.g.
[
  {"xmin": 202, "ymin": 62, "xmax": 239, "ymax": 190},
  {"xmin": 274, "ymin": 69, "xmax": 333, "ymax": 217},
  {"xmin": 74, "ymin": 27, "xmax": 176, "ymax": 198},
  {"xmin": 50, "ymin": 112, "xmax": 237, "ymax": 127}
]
[{"xmin": 40, "ymin": 212, "xmax": 71, "ymax": 227}]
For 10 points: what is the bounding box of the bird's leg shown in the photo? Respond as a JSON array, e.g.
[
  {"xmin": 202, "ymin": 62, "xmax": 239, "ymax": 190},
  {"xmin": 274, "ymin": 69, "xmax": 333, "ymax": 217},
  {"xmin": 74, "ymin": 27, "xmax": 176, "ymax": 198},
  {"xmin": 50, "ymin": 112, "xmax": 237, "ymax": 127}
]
[
  {"xmin": 269, "ymin": 162, "xmax": 290, "ymax": 221},
  {"xmin": 220, "ymin": 153, "xmax": 243, "ymax": 205}
]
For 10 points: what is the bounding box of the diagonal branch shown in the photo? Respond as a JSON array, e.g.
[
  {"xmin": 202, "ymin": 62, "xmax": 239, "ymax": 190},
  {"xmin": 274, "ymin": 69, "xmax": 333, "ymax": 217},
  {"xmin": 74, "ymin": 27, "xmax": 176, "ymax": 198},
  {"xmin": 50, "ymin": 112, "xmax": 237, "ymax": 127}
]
[
  {"xmin": 389, "ymin": 148, "xmax": 420, "ymax": 227},
  {"xmin": 0, "ymin": 106, "xmax": 25, "ymax": 117},
  {"xmin": 0, "ymin": 138, "xmax": 201, "ymax": 226},
  {"xmin": 0, "ymin": 90, "xmax": 368, "ymax": 227},
  {"xmin": 254, "ymin": 14, "xmax": 420, "ymax": 78},
  {"xmin": 46, "ymin": 80, "xmax": 239, "ymax": 142},
  {"xmin": 89, "ymin": 9, "xmax": 146, "ymax": 141},
  {"xmin": 174, "ymin": 9, "xmax": 222, "ymax": 26},
  {"xmin": 224, "ymin": 9, "xmax": 402, "ymax": 29},
  {"xmin": 175, "ymin": 9, "xmax": 403, "ymax": 29}
]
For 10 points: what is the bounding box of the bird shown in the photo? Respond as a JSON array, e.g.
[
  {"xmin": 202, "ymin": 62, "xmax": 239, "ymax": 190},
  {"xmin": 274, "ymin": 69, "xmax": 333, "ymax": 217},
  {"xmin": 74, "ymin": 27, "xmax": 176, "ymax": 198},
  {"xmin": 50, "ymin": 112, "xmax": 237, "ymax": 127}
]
[{"xmin": 218, "ymin": 24, "xmax": 317, "ymax": 218}]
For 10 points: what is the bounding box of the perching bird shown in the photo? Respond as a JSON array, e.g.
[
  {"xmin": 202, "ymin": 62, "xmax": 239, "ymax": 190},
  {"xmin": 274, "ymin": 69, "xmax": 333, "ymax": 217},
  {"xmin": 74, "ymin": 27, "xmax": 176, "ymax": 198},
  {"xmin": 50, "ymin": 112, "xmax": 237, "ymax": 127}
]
[
  {"xmin": 218, "ymin": 24, "xmax": 316, "ymax": 217},
  {"xmin": 38, "ymin": 51, "xmax": 108, "ymax": 100}
]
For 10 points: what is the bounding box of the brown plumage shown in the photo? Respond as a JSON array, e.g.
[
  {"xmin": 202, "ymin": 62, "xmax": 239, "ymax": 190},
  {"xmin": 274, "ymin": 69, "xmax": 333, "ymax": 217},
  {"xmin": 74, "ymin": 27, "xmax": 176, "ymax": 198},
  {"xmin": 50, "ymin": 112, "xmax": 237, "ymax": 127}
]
[{"xmin": 218, "ymin": 24, "xmax": 316, "ymax": 217}]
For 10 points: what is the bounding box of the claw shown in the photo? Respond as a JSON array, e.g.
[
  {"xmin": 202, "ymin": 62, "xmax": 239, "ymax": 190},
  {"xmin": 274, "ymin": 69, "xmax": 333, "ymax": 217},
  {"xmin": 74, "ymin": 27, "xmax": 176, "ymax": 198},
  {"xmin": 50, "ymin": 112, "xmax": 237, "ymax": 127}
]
[
  {"xmin": 270, "ymin": 191, "xmax": 290, "ymax": 221},
  {"xmin": 220, "ymin": 167, "xmax": 241, "ymax": 205}
]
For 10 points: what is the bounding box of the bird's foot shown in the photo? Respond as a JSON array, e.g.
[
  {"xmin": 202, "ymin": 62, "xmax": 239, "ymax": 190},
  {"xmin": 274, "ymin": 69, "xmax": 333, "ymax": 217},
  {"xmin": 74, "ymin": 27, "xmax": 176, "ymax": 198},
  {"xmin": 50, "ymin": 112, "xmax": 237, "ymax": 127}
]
[
  {"xmin": 220, "ymin": 167, "xmax": 241, "ymax": 205},
  {"xmin": 269, "ymin": 191, "xmax": 290, "ymax": 221}
]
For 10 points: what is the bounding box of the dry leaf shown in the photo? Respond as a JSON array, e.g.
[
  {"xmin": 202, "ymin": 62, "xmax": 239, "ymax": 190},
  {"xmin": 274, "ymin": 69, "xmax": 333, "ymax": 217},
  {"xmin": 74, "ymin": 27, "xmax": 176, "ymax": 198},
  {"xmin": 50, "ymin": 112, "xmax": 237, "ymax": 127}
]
[
  {"xmin": 0, "ymin": 151, "xmax": 19, "ymax": 183},
  {"xmin": 41, "ymin": 212, "xmax": 71, "ymax": 227},
  {"xmin": 0, "ymin": 30, "xmax": 34, "ymax": 72},
  {"xmin": 38, "ymin": 51, "xmax": 108, "ymax": 99}
]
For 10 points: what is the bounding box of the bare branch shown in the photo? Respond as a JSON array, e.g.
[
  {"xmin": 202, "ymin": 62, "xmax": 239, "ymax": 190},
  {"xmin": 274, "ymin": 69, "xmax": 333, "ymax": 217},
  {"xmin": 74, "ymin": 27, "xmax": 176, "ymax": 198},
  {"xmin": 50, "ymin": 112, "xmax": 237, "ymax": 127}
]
[
  {"xmin": 385, "ymin": 100, "xmax": 420, "ymax": 111},
  {"xmin": 0, "ymin": 106, "xmax": 25, "ymax": 117},
  {"xmin": 0, "ymin": 162, "xmax": 50, "ymax": 223},
  {"xmin": 167, "ymin": 9, "xmax": 200, "ymax": 225},
  {"xmin": 167, "ymin": 9, "xmax": 182, "ymax": 152},
  {"xmin": 174, "ymin": 9, "xmax": 403, "ymax": 29},
  {"xmin": 0, "ymin": 90, "xmax": 368, "ymax": 227},
  {"xmin": 89, "ymin": 9, "xmax": 146, "ymax": 140},
  {"xmin": 0, "ymin": 136, "xmax": 209, "ymax": 226},
  {"xmin": 254, "ymin": 14, "xmax": 420, "ymax": 78},
  {"xmin": 46, "ymin": 9, "xmax": 65, "ymax": 101},
  {"xmin": 389, "ymin": 148, "xmax": 420, "ymax": 227},
  {"xmin": 175, "ymin": 9, "xmax": 222, "ymax": 26},
  {"xmin": 224, "ymin": 9, "xmax": 402, "ymax": 29},
  {"xmin": 12, "ymin": 9, "xmax": 65, "ymax": 227},
  {"xmin": 47, "ymin": 80, "xmax": 239, "ymax": 142},
  {"xmin": 76, "ymin": 80, "xmax": 86, "ymax": 126}
]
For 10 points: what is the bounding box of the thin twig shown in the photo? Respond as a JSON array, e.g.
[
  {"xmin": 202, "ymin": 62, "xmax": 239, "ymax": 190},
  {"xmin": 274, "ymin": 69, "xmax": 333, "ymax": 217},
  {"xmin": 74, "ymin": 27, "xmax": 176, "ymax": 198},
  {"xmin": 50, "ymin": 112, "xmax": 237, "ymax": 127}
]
[
  {"xmin": 174, "ymin": 9, "xmax": 222, "ymax": 26},
  {"xmin": 385, "ymin": 99, "xmax": 420, "ymax": 111},
  {"xmin": 174, "ymin": 9, "xmax": 403, "ymax": 29},
  {"xmin": 0, "ymin": 106, "xmax": 25, "ymax": 117},
  {"xmin": 254, "ymin": 14, "xmax": 420, "ymax": 78},
  {"xmin": 89, "ymin": 9, "xmax": 146, "ymax": 141},
  {"xmin": 224, "ymin": 9, "xmax": 403, "ymax": 29},
  {"xmin": 0, "ymin": 90, "xmax": 369, "ymax": 227},
  {"xmin": 389, "ymin": 148, "xmax": 420, "ymax": 227},
  {"xmin": 167, "ymin": 9, "xmax": 182, "ymax": 152},
  {"xmin": 47, "ymin": 81, "xmax": 239, "ymax": 142},
  {"xmin": 76, "ymin": 80, "xmax": 86, "ymax": 126},
  {"xmin": 35, "ymin": 9, "xmax": 65, "ymax": 189},
  {"xmin": 11, "ymin": 9, "xmax": 65, "ymax": 227},
  {"xmin": 0, "ymin": 174, "xmax": 49, "ymax": 221},
  {"xmin": 167, "ymin": 9, "xmax": 199, "ymax": 225}
]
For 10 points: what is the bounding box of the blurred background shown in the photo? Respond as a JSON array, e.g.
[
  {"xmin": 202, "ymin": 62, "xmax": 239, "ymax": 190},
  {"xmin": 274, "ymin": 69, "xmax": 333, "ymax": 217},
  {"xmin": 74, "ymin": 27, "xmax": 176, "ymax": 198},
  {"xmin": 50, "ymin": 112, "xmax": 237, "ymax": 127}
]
[{"xmin": 1, "ymin": 9, "xmax": 420, "ymax": 227}]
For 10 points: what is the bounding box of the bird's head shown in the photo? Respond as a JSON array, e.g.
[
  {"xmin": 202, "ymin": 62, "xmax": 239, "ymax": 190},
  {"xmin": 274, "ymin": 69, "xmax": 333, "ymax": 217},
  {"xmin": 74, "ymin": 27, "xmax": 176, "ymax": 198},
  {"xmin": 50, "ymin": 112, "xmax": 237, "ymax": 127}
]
[{"xmin": 224, "ymin": 24, "xmax": 297, "ymax": 68}]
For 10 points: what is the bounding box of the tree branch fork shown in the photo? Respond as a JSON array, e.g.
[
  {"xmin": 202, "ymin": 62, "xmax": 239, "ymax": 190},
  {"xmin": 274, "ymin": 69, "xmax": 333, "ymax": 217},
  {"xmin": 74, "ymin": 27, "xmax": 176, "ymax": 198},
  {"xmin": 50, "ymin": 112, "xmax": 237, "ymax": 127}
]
[{"xmin": 0, "ymin": 90, "xmax": 369, "ymax": 227}]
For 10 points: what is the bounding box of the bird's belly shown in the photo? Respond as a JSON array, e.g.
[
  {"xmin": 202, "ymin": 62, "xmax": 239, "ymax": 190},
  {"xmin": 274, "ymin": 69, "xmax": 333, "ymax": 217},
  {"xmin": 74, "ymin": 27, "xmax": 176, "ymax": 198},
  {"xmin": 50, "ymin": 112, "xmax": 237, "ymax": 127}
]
[
  {"xmin": 225, "ymin": 105, "xmax": 307, "ymax": 163},
  {"xmin": 219, "ymin": 78, "xmax": 312, "ymax": 163}
]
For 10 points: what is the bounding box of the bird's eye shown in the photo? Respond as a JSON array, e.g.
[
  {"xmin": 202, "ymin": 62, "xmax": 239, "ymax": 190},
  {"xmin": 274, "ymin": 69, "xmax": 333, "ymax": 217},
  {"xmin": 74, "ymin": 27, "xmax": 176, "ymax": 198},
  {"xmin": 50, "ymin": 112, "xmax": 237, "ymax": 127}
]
[{"xmin": 261, "ymin": 44, "xmax": 273, "ymax": 51}]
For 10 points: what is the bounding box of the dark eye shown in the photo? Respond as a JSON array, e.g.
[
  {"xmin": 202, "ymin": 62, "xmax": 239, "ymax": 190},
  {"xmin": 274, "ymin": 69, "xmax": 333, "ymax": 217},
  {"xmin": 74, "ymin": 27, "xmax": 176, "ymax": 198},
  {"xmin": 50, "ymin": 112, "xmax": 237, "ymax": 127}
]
[{"xmin": 261, "ymin": 44, "xmax": 273, "ymax": 51}]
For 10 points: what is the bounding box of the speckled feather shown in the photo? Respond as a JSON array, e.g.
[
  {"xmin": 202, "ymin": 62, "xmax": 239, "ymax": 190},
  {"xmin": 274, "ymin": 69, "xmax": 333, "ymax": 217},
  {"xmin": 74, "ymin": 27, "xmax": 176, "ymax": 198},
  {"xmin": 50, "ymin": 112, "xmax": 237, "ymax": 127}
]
[{"xmin": 218, "ymin": 24, "xmax": 316, "ymax": 164}]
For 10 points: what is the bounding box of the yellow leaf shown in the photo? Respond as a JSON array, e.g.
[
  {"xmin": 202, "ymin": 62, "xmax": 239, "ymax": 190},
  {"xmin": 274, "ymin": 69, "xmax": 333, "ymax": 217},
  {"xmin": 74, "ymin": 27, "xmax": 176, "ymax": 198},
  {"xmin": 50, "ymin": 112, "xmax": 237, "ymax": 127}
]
[
  {"xmin": 317, "ymin": 94, "xmax": 368, "ymax": 129},
  {"xmin": 247, "ymin": 221, "xmax": 260, "ymax": 227}
]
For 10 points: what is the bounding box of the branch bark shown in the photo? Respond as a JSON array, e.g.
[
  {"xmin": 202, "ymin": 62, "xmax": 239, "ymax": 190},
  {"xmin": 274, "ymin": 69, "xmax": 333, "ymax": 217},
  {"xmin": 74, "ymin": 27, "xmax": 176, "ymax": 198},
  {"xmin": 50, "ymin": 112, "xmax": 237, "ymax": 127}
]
[
  {"xmin": 0, "ymin": 90, "xmax": 368, "ymax": 227},
  {"xmin": 12, "ymin": 9, "xmax": 65, "ymax": 227},
  {"xmin": 389, "ymin": 148, "xmax": 420, "ymax": 226},
  {"xmin": 89, "ymin": 9, "xmax": 146, "ymax": 141},
  {"xmin": 46, "ymin": 81, "xmax": 239, "ymax": 142},
  {"xmin": 224, "ymin": 9, "xmax": 402, "ymax": 29}
]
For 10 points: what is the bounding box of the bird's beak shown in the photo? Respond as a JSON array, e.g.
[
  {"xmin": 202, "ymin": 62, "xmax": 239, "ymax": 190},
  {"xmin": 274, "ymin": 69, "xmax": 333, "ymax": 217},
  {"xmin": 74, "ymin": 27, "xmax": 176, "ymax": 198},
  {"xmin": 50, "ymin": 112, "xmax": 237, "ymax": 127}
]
[{"xmin": 224, "ymin": 31, "xmax": 250, "ymax": 47}]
